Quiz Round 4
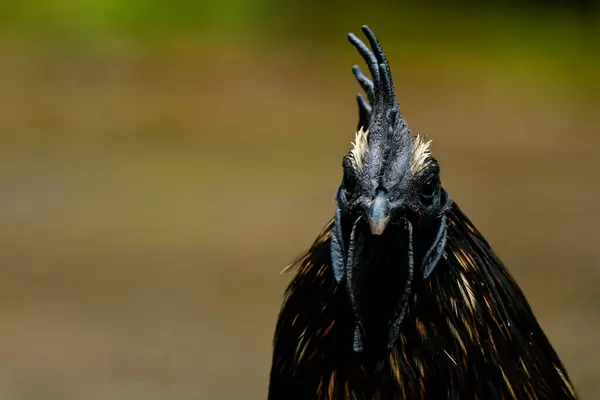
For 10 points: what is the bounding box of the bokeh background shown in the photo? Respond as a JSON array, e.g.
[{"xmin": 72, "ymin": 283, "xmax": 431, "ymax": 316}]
[{"xmin": 0, "ymin": 1, "xmax": 599, "ymax": 399}]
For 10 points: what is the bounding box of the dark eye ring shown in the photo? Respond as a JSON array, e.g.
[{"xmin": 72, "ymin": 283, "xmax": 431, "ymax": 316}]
[
  {"xmin": 342, "ymin": 156, "xmax": 358, "ymax": 193},
  {"xmin": 343, "ymin": 170, "xmax": 356, "ymax": 193},
  {"xmin": 421, "ymin": 179, "xmax": 437, "ymax": 200}
]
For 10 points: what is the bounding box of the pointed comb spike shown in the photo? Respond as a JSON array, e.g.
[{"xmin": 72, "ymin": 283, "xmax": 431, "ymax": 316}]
[
  {"xmin": 361, "ymin": 25, "xmax": 388, "ymax": 67},
  {"xmin": 347, "ymin": 33, "xmax": 380, "ymax": 86},
  {"xmin": 378, "ymin": 62, "xmax": 394, "ymax": 101}
]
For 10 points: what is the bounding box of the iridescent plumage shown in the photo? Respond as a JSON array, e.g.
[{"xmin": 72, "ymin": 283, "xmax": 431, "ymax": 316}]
[{"xmin": 268, "ymin": 25, "xmax": 577, "ymax": 400}]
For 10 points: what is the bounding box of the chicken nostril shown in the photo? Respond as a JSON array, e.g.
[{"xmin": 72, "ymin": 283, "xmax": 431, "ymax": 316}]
[{"xmin": 368, "ymin": 192, "xmax": 391, "ymax": 235}]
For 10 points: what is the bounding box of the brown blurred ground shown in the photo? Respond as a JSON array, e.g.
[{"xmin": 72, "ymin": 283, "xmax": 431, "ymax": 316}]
[{"xmin": 0, "ymin": 37, "xmax": 599, "ymax": 399}]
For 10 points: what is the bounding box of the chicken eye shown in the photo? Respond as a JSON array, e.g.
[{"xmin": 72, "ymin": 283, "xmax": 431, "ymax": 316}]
[
  {"xmin": 343, "ymin": 170, "xmax": 357, "ymax": 193},
  {"xmin": 422, "ymin": 180, "xmax": 435, "ymax": 196},
  {"xmin": 342, "ymin": 156, "xmax": 358, "ymax": 194},
  {"xmin": 420, "ymin": 178, "xmax": 438, "ymax": 204}
]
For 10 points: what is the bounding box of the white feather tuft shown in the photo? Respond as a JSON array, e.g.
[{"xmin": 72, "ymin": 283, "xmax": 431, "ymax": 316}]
[
  {"xmin": 350, "ymin": 127, "xmax": 369, "ymax": 170},
  {"xmin": 411, "ymin": 134, "xmax": 433, "ymax": 173}
]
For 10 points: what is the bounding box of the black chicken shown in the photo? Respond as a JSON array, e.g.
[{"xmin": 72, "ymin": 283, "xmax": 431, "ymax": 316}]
[{"xmin": 268, "ymin": 25, "xmax": 578, "ymax": 400}]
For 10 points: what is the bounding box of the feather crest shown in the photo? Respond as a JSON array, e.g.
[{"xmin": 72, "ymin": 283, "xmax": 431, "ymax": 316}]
[
  {"xmin": 410, "ymin": 134, "xmax": 432, "ymax": 173},
  {"xmin": 350, "ymin": 127, "xmax": 369, "ymax": 170}
]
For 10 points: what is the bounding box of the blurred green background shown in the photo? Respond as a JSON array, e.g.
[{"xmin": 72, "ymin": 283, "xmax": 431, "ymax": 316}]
[{"xmin": 0, "ymin": 1, "xmax": 599, "ymax": 399}]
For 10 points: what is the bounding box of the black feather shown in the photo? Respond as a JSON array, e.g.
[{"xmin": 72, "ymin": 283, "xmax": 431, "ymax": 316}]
[
  {"xmin": 269, "ymin": 205, "xmax": 578, "ymax": 399},
  {"xmin": 268, "ymin": 25, "xmax": 578, "ymax": 400}
]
